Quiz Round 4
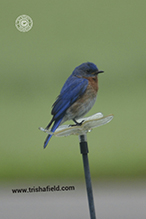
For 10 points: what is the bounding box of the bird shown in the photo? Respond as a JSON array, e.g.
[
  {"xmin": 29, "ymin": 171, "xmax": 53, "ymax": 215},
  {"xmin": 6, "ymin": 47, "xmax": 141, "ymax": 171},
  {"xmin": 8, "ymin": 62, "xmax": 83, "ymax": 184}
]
[{"xmin": 43, "ymin": 62, "xmax": 104, "ymax": 148}]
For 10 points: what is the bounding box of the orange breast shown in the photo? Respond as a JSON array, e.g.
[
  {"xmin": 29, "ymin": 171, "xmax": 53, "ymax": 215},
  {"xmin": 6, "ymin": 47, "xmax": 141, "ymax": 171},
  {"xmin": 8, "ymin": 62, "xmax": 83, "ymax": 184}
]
[{"xmin": 84, "ymin": 76, "xmax": 98, "ymax": 93}]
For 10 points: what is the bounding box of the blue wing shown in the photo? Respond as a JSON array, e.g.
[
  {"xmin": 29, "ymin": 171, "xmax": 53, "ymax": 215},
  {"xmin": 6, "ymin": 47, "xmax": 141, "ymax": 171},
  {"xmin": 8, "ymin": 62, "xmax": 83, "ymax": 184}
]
[
  {"xmin": 43, "ymin": 75, "xmax": 88, "ymax": 148},
  {"xmin": 51, "ymin": 75, "xmax": 88, "ymax": 120}
]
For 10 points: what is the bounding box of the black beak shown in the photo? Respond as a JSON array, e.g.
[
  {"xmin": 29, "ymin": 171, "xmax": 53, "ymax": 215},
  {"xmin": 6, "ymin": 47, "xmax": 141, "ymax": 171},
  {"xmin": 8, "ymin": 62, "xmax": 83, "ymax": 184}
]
[{"xmin": 94, "ymin": 70, "xmax": 104, "ymax": 75}]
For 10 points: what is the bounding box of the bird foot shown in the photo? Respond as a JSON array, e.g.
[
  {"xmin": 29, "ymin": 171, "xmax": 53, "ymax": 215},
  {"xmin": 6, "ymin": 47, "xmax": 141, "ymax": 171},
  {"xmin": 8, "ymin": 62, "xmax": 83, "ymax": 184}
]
[{"xmin": 69, "ymin": 119, "xmax": 85, "ymax": 127}]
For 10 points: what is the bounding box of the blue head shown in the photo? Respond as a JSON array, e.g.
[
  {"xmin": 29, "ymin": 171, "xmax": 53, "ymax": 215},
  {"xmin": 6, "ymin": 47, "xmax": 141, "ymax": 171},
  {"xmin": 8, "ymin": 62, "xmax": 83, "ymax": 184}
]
[{"xmin": 72, "ymin": 62, "xmax": 104, "ymax": 77}]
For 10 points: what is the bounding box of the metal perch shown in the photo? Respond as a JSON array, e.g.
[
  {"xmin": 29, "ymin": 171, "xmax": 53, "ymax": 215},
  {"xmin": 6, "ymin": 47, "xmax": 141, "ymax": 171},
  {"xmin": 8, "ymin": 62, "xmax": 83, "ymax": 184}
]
[{"xmin": 39, "ymin": 112, "xmax": 113, "ymax": 219}]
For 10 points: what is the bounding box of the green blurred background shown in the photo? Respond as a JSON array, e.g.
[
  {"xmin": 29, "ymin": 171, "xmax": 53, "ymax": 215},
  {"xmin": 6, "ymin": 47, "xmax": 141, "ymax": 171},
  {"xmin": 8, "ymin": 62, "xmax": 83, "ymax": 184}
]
[{"xmin": 1, "ymin": 0, "xmax": 146, "ymax": 182}]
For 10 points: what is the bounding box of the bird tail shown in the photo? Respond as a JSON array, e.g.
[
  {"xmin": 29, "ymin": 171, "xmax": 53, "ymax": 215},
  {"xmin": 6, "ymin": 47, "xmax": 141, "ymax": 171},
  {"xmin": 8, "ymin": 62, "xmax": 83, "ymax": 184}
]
[
  {"xmin": 44, "ymin": 118, "xmax": 63, "ymax": 148},
  {"xmin": 45, "ymin": 117, "xmax": 54, "ymax": 130}
]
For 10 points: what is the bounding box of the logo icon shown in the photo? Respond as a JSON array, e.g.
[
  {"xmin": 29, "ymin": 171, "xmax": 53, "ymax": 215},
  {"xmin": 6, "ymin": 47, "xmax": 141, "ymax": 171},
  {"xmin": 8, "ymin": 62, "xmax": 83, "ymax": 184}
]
[{"xmin": 15, "ymin": 15, "xmax": 33, "ymax": 32}]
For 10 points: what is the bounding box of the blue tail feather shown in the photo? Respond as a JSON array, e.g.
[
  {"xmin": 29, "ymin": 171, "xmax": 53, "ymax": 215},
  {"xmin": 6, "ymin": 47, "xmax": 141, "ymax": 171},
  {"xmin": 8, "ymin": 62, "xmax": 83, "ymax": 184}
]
[{"xmin": 44, "ymin": 118, "xmax": 63, "ymax": 148}]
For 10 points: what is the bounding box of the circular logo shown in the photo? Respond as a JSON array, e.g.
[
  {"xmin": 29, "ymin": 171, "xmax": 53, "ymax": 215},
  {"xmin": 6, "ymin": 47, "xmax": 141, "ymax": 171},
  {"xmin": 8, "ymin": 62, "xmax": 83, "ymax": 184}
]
[{"xmin": 15, "ymin": 15, "xmax": 33, "ymax": 32}]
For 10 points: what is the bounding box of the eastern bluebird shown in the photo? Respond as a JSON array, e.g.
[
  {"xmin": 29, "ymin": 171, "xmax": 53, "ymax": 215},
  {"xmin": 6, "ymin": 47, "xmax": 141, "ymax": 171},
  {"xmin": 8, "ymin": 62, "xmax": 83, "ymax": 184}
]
[{"xmin": 43, "ymin": 62, "xmax": 104, "ymax": 148}]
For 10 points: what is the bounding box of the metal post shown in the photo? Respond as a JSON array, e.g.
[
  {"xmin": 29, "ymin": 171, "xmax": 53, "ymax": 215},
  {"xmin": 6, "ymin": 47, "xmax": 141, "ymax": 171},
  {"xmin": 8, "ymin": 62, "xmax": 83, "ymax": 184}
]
[{"xmin": 79, "ymin": 134, "xmax": 96, "ymax": 219}]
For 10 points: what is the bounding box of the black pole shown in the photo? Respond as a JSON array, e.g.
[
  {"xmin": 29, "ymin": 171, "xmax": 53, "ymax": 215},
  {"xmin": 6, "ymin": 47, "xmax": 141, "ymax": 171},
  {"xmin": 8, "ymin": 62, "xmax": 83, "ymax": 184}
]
[{"xmin": 79, "ymin": 134, "xmax": 96, "ymax": 219}]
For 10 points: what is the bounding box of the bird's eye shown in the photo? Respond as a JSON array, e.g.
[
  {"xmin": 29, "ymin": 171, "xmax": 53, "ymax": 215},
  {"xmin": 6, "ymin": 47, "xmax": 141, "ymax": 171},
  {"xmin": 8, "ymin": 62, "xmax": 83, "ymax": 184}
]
[{"xmin": 87, "ymin": 69, "xmax": 91, "ymax": 73}]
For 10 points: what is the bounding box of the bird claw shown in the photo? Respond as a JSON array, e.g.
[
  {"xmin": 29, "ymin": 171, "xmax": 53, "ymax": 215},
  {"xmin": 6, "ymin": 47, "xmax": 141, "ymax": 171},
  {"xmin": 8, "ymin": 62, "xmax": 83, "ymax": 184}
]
[{"xmin": 69, "ymin": 120, "xmax": 85, "ymax": 127}]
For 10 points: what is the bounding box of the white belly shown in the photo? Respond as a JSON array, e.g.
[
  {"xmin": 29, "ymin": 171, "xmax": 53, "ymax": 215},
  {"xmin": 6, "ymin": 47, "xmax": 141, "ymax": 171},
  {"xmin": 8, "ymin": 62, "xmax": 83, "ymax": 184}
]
[{"xmin": 62, "ymin": 91, "xmax": 97, "ymax": 123}]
